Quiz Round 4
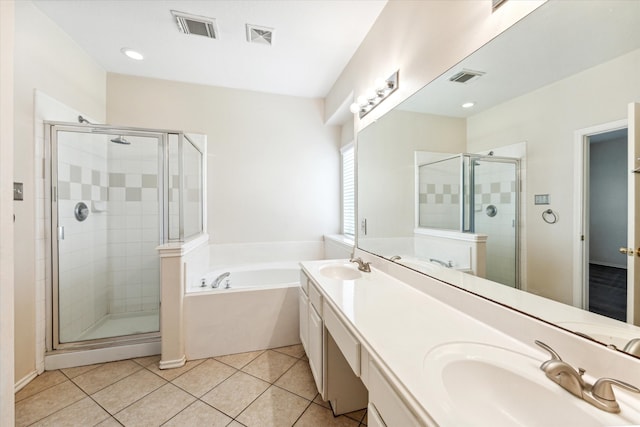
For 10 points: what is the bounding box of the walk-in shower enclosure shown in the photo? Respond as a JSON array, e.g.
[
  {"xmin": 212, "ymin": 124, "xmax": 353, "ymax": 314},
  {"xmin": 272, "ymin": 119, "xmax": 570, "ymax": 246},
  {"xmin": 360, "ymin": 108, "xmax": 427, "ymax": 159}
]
[
  {"xmin": 45, "ymin": 122, "xmax": 204, "ymax": 350},
  {"xmin": 417, "ymin": 154, "xmax": 520, "ymax": 287}
]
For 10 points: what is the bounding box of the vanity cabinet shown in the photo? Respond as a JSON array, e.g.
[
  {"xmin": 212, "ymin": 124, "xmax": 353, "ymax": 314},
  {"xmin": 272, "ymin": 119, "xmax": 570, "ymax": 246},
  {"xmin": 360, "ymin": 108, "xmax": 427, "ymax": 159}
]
[
  {"xmin": 368, "ymin": 361, "xmax": 424, "ymax": 427},
  {"xmin": 299, "ymin": 270, "xmax": 368, "ymax": 415}
]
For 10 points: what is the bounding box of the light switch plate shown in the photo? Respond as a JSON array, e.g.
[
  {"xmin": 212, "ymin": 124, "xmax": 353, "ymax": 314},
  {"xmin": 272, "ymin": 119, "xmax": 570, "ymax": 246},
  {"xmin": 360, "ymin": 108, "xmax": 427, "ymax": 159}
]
[
  {"xmin": 13, "ymin": 182, "xmax": 23, "ymax": 201},
  {"xmin": 534, "ymin": 194, "xmax": 549, "ymax": 205}
]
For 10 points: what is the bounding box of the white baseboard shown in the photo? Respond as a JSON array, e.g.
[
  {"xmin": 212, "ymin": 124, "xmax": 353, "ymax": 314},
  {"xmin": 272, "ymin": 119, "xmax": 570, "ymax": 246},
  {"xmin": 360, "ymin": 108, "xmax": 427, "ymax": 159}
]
[
  {"xmin": 15, "ymin": 370, "xmax": 38, "ymax": 393},
  {"xmin": 159, "ymin": 355, "xmax": 186, "ymax": 370}
]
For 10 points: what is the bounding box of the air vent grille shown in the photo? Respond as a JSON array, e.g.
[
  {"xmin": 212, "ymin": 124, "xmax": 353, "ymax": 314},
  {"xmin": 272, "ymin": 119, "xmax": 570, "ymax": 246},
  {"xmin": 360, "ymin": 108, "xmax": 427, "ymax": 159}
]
[
  {"xmin": 246, "ymin": 24, "xmax": 274, "ymax": 46},
  {"xmin": 448, "ymin": 69, "xmax": 485, "ymax": 84},
  {"xmin": 172, "ymin": 10, "xmax": 218, "ymax": 39}
]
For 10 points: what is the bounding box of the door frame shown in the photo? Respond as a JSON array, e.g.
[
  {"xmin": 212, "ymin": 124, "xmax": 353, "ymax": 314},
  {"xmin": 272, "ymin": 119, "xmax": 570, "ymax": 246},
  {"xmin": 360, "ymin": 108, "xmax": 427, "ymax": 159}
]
[{"xmin": 573, "ymin": 119, "xmax": 628, "ymax": 310}]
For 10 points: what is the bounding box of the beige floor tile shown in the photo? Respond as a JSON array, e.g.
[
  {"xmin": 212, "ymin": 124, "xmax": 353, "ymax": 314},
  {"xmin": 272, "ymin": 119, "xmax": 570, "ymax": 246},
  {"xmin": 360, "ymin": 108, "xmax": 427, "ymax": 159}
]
[
  {"xmin": 344, "ymin": 408, "xmax": 366, "ymax": 424},
  {"xmin": 313, "ymin": 394, "xmax": 331, "ymax": 409},
  {"xmin": 60, "ymin": 363, "xmax": 104, "ymax": 379},
  {"xmin": 272, "ymin": 344, "xmax": 306, "ymax": 359},
  {"xmin": 145, "ymin": 358, "xmax": 205, "ymax": 381},
  {"xmin": 114, "ymin": 383, "xmax": 195, "ymax": 426},
  {"xmin": 214, "ymin": 350, "xmax": 264, "ymax": 369},
  {"xmin": 362, "ymin": 410, "xmax": 368, "ymax": 425},
  {"xmin": 15, "ymin": 381, "xmax": 86, "ymax": 427},
  {"xmin": 132, "ymin": 354, "xmax": 161, "ymax": 367},
  {"xmin": 94, "ymin": 417, "xmax": 122, "ymax": 427},
  {"xmin": 236, "ymin": 386, "xmax": 309, "ymax": 427},
  {"xmin": 172, "ymin": 358, "xmax": 236, "ymax": 397},
  {"xmin": 71, "ymin": 360, "xmax": 142, "ymax": 395},
  {"xmin": 15, "ymin": 370, "xmax": 67, "ymax": 402},
  {"xmin": 163, "ymin": 400, "xmax": 232, "ymax": 426},
  {"xmin": 201, "ymin": 371, "xmax": 270, "ymax": 418},
  {"xmin": 92, "ymin": 368, "xmax": 167, "ymax": 414},
  {"xmin": 31, "ymin": 396, "xmax": 111, "ymax": 427},
  {"xmin": 294, "ymin": 403, "xmax": 360, "ymax": 427},
  {"xmin": 241, "ymin": 350, "xmax": 298, "ymax": 383},
  {"xmin": 274, "ymin": 360, "xmax": 317, "ymax": 400},
  {"xmin": 227, "ymin": 421, "xmax": 247, "ymax": 427}
]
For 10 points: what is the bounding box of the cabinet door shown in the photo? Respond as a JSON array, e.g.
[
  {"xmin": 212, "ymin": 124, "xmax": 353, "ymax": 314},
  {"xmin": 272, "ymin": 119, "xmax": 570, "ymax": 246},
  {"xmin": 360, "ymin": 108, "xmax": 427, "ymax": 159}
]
[
  {"xmin": 299, "ymin": 288, "xmax": 309, "ymax": 353},
  {"xmin": 309, "ymin": 305, "xmax": 323, "ymax": 395}
]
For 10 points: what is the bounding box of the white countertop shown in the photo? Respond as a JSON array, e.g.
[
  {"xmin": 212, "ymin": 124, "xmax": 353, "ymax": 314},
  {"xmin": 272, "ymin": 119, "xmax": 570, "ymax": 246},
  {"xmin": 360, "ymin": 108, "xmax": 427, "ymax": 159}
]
[
  {"xmin": 300, "ymin": 259, "xmax": 640, "ymax": 426},
  {"xmin": 300, "ymin": 260, "xmax": 542, "ymax": 420}
]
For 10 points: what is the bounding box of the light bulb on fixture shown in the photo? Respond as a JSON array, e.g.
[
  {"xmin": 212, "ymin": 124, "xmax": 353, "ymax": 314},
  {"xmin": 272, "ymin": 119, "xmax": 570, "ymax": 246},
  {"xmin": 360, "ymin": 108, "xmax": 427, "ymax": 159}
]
[
  {"xmin": 364, "ymin": 88, "xmax": 376, "ymax": 101},
  {"xmin": 349, "ymin": 103, "xmax": 361, "ymax": 114},
  {"xmin": 374, "ymin": 77, "xmax": 387, "ymax": 92},
  {"xmin": 350, "ymin": 70, "xmax": 399, "ymax": 118}
]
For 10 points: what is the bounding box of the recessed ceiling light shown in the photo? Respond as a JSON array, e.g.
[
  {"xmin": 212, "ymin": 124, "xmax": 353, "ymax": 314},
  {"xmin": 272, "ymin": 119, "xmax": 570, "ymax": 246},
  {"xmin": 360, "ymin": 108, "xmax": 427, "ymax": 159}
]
[
  {"xmin": 462, "ymin": 102, "xmax": 476, "ymax": 109},
  {"xmin": 121, "ymin": 48, "xmax": 144, "ymax": 61}
]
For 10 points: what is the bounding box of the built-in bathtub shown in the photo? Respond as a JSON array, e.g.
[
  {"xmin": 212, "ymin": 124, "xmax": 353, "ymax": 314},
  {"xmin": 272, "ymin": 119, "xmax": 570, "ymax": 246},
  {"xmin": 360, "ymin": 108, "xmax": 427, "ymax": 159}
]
[{"xmin": 184, "ymin": 262, "xmax": 301, "ymax": 359}]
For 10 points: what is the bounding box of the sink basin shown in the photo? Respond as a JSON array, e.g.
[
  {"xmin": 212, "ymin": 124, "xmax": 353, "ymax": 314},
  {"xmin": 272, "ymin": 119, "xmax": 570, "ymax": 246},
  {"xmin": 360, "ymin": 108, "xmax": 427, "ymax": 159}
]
[
  {"xmin": 319, "ymin": 263, "xmax": 362, "ymax": 280},
  {"xmin": 422, "ymin": 342, "xmax": 637, "ymax": 426}
]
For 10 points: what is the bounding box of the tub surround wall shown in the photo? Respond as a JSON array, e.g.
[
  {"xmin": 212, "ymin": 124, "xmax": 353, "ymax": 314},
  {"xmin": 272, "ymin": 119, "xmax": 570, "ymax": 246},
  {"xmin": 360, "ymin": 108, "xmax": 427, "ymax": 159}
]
[{"xmin": 208, "ymin": 241, "xmax": 325, "ymax": 268}]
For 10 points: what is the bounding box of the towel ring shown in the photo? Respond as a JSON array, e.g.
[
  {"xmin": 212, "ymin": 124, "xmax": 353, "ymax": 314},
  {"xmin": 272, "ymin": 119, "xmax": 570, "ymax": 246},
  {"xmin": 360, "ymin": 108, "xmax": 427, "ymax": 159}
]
[{"xmin": 542, "ymin": 209, "xmax": 558, "ymax": 224}]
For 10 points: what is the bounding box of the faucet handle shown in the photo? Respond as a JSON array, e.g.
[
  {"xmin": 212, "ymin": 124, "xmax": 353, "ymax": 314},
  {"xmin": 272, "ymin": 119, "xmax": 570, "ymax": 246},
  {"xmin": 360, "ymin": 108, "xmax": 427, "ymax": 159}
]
[
  {"xmin": 592, "ymin": 377, "xmax": 640, "ymax": 401},
  {"xmin": 535, "ymin": 340, "xmax": 563, "ymax": 362}
]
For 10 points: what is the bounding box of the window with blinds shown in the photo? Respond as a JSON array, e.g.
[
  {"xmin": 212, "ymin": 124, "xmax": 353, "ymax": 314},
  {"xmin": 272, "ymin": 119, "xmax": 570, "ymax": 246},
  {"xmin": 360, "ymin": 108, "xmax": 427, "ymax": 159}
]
[{"xmin": 341, "ymin": 144, "xmax": 355, "ymax": 237}]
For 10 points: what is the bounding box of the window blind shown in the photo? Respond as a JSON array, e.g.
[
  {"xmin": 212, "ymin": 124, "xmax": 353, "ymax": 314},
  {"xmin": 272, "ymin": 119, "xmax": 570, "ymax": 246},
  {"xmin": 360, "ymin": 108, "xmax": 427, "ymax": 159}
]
[{"xmin": 341, "ymin": 144, "xmax": 355, "ymax": 237}]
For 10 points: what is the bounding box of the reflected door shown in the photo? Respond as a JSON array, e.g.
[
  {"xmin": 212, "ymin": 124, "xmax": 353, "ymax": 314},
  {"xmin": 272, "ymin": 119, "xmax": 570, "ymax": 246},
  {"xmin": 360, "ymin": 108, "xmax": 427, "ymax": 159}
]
[
  {"xmin": 472, "ymin": 159, "xmax": 519, "ymax": 288},
  {"xmin": 628, "ymin": 103, "xmax": 640, "ymax": 325},
  {"xmin": 52, "ymin": 127, "xmax": 163, "ymax": 345}
]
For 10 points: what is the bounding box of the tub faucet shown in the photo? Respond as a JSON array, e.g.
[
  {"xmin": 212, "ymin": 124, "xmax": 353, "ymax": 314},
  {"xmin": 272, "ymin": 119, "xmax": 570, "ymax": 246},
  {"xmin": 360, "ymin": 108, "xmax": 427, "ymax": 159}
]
[
  {"xmin": 389, "ymin": 255, "xmax": 401, "ymax": 262},
  {"xmin": 350, "ymin": 257, "xmax": 371, "ymax": 273},
  {"xmin": 211, "ymin": 272, "xmax": 230, "ymax": 288},
  {"xmin": 429, "ymin": 258, "xmax": 453, "ymax": 268},
  {"xmin": 623, "ymin": 338, "xmax": 640, "ymax": 356}
]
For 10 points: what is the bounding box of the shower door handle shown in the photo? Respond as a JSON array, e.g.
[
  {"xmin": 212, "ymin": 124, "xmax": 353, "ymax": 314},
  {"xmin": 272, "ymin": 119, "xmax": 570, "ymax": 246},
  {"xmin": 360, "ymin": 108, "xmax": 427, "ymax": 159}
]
[{"xmin": 58, "ymin": 226, "xmax": 64, "ymax": 241}]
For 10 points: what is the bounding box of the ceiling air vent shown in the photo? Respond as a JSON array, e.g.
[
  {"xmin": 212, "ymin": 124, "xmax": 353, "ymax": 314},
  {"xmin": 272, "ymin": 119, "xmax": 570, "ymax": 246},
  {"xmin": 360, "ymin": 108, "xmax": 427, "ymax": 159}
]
[
  {"xmin": 246, "ymin": 24, "xmax": 274, "ymax": 46},
  {"xmin": 171, "ymin": 10, "xmax": 218, "ymax": 39},
  {"xmin": 448, "ymin": 69, "xmax": 485, "ymax": 84}
]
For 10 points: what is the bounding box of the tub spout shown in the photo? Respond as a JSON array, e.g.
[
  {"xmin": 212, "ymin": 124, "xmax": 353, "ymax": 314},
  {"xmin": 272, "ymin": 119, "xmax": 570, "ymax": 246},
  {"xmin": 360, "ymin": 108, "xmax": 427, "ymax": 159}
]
[{"xmin": 211, "ymin": 272, "xmax": 230, "ymax": 288}]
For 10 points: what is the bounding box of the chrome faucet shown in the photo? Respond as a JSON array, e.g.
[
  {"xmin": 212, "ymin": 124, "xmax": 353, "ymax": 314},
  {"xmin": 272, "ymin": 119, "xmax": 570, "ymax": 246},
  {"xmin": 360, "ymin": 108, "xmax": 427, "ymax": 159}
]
[
  {"xmin": 389, "ymin": 255, "xmax": 402, "ymax": 261},
  {"xmin": 350, "ymin": 257, "xmax": 371, "ymax": 273},
  {"xmin": 211, "ymin": 272, "xmax": 230, "ymax": 288},
  {"xmin": 535, "ymin": 340, "xmax": 640, "ymax": 413},
  {"xmin": 429, "ymin": 258, "xmax": 453, "ymax": 268},
  {"xmin": 623, "ymin": 338, "xmax": 640, "ymax": 356}
]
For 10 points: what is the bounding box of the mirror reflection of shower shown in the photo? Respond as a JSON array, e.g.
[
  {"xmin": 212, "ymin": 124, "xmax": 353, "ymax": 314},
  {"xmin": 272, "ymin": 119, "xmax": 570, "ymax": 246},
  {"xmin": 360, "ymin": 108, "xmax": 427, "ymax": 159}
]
[{"xmin": 417, "ymin": 152, "xmax": 520, "ymax": 288}]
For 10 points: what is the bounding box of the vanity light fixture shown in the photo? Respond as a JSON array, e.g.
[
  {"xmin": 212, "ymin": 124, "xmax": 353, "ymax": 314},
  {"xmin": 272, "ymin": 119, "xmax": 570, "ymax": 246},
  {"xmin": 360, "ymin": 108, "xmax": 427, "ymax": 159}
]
[
  {"xmin": 120, "ymin": 48, "xmax": 144, "ymax": 61},
  {"xmin": 350, "ymin": 70, "xmax": 399, "ymax": 118},
  {"xmin": 462, "ymin": 102, "xmax": 476, "ymax": 109}
]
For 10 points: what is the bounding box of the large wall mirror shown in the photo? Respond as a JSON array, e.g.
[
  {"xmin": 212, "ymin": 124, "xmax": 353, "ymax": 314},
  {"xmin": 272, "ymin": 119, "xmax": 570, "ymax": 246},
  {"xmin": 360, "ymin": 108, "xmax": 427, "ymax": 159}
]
[{"xmin": 357, "ymin": 0, "xmax": 640, "ymax": 356}]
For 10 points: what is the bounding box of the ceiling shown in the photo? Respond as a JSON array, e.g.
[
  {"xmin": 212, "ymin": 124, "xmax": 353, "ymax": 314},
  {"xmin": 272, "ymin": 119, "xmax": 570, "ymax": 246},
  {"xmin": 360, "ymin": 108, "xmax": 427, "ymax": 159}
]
[{"xmin": 32, "ymin": 0, "xmax": 388, "ymax": 98}]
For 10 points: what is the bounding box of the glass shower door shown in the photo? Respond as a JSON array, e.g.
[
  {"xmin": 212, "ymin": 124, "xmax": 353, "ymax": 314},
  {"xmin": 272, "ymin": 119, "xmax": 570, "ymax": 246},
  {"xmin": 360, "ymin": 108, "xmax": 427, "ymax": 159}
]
[
  {"xmin": 53, "ymin": 127, "xmax": 163, "ymax": 345},
  {"xmin": 472, "ymin": 158, "xmax": 519, "ymax": 288}
]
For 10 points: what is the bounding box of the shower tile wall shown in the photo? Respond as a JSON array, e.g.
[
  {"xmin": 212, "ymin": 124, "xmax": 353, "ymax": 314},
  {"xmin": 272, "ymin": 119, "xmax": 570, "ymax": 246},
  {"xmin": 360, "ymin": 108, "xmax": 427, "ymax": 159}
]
[
  {"xmin": 107, "ymin": 138, "xmax": 160, "ymax": 315},
  {"xmin": 57, "ymin": 133, "xmax": 109, "ymax": 342},
  {"xmin": 473, "ymin": 166, "xmax": 517, "ymax": 287},
  {"xmin": 418, "ymin": 166, "xmax": 460, "ymax": 230}
]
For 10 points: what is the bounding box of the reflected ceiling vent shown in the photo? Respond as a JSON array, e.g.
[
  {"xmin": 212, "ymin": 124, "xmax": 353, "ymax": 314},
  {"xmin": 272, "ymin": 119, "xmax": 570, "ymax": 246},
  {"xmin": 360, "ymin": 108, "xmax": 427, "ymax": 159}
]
[
  {"xmin": 448, "ymin": 69, "xmax": 485, "ymax": 84},
  {"xmin": 246, "ymin": 24, "xmax": 274, "ymax": 46},
  {"xmin": 171, "ymin": 10, "xmax": 218, "ymax": 39}
]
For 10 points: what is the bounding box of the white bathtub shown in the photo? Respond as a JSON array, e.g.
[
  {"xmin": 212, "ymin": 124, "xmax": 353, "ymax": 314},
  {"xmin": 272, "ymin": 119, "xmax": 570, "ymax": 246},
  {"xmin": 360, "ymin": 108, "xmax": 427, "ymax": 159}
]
[
  {"xmin": 191, "ymin": 263, "xmax": 299, "ymax": 292},
  {"xmin": 184, "ymin": 262, "xmax": 301, "ymax": 359}
]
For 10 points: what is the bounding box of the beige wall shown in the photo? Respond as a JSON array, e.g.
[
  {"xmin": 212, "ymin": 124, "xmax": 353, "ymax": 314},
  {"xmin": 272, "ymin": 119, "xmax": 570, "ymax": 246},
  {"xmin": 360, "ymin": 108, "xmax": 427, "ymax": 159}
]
[
  {"xmin": 467, "ymin": 49, "xmax": 640, "ymax": 304},
  {"xmin": 358, "ymin": 110, "xmax": 466, "ymax": 238},
  {"xmin": 107, "ymin": 73, "xmax": 341, "ymax": 245},
  {"xmin": 1, "ymin": 0, "xmax": 15, "ymax": 422},
  {"xmin": 325, "ymin": 0, "xmax": 546, "ymax": 127},
  {"xmin": 13, "ymin": 1, "xmax": 106, "ymax": 383}
]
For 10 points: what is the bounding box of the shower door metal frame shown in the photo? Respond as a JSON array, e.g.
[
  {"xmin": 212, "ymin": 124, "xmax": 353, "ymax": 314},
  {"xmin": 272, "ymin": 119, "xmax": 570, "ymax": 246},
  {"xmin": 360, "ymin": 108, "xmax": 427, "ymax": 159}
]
[{"xmin": 45, "ymin": 122, "xmax": 177, "ymax": 351}]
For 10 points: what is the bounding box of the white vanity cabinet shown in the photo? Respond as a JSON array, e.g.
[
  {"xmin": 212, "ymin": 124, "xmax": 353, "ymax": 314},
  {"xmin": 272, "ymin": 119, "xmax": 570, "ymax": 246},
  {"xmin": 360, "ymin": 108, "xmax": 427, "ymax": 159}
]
[
  {"xmin": 368, "ymin": 361, "xmax": 425, "ymax": 427},
  {"xmin": 299, "ymin": 270, "xmax": 368, "ymax": 414}
]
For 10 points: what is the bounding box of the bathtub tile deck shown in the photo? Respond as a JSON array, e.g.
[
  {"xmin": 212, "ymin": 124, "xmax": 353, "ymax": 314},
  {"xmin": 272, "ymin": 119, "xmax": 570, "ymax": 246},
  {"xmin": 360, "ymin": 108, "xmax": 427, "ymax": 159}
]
[{"xmin": 15, "ymin": 345, "xmax": 368, "ymax": 426}]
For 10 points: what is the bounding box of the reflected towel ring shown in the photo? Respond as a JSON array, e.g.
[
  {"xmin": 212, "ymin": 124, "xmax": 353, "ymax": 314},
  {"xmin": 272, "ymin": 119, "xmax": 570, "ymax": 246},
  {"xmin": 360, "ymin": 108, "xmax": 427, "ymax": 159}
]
[{"xmin": 542, "ymin": 209, "xmax": 558, "ymax": 224}]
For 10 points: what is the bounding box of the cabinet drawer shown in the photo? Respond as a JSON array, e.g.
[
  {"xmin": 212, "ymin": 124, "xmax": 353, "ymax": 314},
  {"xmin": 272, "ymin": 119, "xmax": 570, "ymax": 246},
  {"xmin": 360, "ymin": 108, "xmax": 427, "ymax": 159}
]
[
  {"xmin": 309, "ymin": 281, "xmax": 323, "ymax": 315},
  {"xmin": 323, "ymin": 302, "xmax": 360, "ymax": 376},
  {"xmin": 369, "ymin": 362, "xmax": 422, "ymax": 427},
  {"xmin": 299, "ymin": 270, "xmax": 309, "ymax": 296}
]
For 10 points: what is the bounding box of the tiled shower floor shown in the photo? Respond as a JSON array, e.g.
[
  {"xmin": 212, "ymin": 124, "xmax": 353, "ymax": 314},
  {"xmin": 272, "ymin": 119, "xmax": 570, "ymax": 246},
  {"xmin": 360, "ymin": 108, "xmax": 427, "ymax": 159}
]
[
  {"xmin": 76, "ymin": 311, "xmax": 160, "ymax": 341},
  {"xmin": 15, "ymin": 345, "xmax": 368, "ymax": 426}
]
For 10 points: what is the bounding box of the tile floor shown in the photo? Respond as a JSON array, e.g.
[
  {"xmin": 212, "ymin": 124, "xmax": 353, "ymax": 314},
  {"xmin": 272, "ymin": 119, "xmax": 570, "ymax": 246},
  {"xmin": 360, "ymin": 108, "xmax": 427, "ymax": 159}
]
[{"xmin": 15, "ymin": 345, "xmax": 368, "ymax": 426}]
